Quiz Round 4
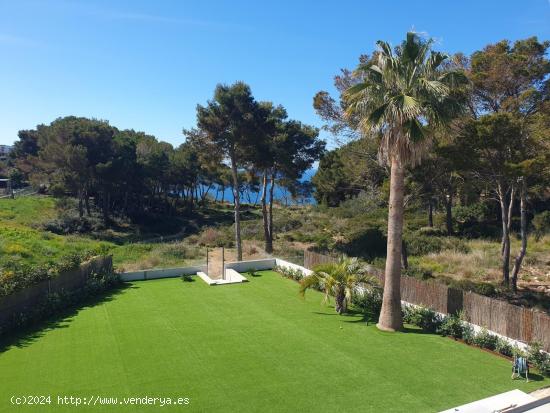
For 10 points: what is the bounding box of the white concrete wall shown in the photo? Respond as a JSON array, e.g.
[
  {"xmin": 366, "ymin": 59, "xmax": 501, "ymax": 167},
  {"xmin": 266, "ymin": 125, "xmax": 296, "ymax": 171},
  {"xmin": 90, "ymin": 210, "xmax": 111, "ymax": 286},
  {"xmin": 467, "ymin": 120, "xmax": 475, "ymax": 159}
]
[
  {"xmin": 224, "ymin": 258, "xmax": 277, "ymax": 274},
  {"xmin": 275, "ymin": 258, "xmax": 313, "ymax": 276},
  {"xmin": 120, "ymin": 265, "xmax": 206, "ymax": 282}
]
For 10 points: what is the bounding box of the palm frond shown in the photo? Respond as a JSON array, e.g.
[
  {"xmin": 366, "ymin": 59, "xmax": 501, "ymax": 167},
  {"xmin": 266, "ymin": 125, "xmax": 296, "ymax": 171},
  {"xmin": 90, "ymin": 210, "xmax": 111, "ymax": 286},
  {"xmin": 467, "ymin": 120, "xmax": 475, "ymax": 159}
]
[
  {"xmin": 301, "ymin": 257, "xmax": 378, "ymax": 314},
  {"xmin": 376, "ymin": 40, "xmax": 393, "ymax": 58},
  {"xmin": 344, "ymin": 32, "xmax": 466, "ymax": 167},
  {"xmin": 368, "ymin": 103, "xmax": 389, "ymax": 126},
  {"xmin": 299, "ymin": 274, "xmax": 320, "ymax": 297}
]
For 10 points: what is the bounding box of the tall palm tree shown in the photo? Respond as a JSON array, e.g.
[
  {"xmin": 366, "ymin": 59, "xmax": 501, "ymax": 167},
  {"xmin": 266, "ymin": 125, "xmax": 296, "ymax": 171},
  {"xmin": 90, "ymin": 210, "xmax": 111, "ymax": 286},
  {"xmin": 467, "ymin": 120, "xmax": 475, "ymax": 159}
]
[
  {"xmin": 299, "ymin": 257, "xmax": 373, "ymax": 314},
  {"xmin": 344, "ymin": 32, "xmax": 467, "ymax": 331}
]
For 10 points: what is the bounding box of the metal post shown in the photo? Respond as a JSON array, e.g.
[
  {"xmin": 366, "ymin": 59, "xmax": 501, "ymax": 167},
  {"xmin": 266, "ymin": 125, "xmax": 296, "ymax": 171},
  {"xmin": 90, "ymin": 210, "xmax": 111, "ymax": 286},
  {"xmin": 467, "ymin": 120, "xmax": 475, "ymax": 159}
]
[{"xmin": 206, "ymin": 247, "xmax": 209, "ymax": 276}]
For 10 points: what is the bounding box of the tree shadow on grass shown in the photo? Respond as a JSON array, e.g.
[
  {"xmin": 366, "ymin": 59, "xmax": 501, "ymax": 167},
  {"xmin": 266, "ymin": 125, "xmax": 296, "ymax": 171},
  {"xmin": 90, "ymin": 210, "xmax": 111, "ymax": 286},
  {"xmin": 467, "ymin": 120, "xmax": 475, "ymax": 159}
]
[
  {"xmin": 0, "ymin": 283, "xmax": 136, "ymax": 353},
  {"xmin": 312, "ymin": 310, "xmax": 435, "ymax": 329},
  {"xmin": 400, "ymin": 325, "xmax": 433, "ymax": 335},
  {"xmin": 312, "ymin": 308, "xmax": 381, "ymax": 325}
]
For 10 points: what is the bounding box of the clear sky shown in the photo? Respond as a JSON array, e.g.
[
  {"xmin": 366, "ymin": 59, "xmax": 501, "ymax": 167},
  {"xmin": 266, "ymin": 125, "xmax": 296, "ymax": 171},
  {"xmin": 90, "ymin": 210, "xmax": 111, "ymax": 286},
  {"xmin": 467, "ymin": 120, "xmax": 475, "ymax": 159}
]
[{"xmin": 1, "ymin": 0, "xmax": 549, "ymax": 147}]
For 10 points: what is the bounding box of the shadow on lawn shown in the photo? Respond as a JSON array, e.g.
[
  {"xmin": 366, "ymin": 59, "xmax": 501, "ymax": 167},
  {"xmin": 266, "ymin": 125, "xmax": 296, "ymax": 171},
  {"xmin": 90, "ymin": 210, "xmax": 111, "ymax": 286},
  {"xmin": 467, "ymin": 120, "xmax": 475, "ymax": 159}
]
[
  {"xmin": 525, "ymin": 372, "xmax": 545, "ymax": 382},
  {"xmin": 0, "ymin": 283, "xmax": 137, "ymax": 353},
  {"xmin": 312, "ymin": 309, "xmax": 442, "ymax": 331},
  {"xmin": 312, "ymin": 308, "xmax": 380, "ymax": 325}
]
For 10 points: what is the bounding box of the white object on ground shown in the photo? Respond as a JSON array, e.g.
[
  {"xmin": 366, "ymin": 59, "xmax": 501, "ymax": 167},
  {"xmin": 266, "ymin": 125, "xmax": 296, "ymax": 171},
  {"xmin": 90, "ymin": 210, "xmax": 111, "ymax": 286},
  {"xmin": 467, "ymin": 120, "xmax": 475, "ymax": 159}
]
[
  {"xmin": 439, "ymin": 389, "xmax": 550, "ymax": 413},
  {"xmin": 196, "ymin": 270, "xmax": 247, "ymax": 286}
]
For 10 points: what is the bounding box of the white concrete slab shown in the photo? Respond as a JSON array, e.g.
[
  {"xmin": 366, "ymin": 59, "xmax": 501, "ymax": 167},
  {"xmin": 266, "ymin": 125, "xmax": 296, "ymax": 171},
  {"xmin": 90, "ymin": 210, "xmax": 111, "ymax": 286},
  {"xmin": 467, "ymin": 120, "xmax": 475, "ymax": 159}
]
[
  {"xmin": 196, "ymin": 271, "xmax": 216, "ymax": 285},
  {"xmin": 440, "ymin": 389, "xmax": 540, "ymax": 413},
  {"xmin": 196, "ymin": 270, "xmax": 247, "ymax": 286},
  {"xmin": 224, "ymin": 268, "xmax": 248, "ymax": 283}
]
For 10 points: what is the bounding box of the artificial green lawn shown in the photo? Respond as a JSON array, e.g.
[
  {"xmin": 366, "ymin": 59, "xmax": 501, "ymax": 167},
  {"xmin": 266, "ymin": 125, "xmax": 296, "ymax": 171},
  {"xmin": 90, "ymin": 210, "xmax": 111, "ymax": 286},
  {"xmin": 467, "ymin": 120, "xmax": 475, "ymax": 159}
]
[{"xmin": 0, "ymin": 271, "xmax": 546, "ymax": 413}]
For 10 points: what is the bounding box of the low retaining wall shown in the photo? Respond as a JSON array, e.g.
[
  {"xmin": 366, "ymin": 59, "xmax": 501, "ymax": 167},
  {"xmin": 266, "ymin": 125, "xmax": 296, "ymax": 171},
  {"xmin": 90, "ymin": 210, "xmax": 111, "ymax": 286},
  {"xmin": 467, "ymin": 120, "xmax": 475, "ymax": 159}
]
[
  {"xmin": 223, "ymin": 258, "xmax": 277, "ymax": 273},
  {"xmin": 120, "ymin": 265, "xmax": 206, "ymax": 282},
  {"xmin": 120, "ymin": 259, "xmax": 299, "ymax": 286},
  {"xmin": 275, "ymin": 258, "xmax": 313, "ymax": 276},
  {"xmin": 121, "ymin": 259, "xmax": 302, "ymax": 283}
]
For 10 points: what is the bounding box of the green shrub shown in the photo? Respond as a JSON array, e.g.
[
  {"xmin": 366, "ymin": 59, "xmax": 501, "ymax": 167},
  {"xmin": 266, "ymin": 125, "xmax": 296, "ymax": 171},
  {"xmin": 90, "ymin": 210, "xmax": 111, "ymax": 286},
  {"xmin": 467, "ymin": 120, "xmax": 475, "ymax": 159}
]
[
  {"xmin": 336, "ymin": 226, "xmax": 386, "ymax": 261},
  {"xmin": 417, "ymin": 226, "xmax": 445, "ymax": 236},
  {"xmin": 404, "ymin": 264, "xmax": 434, "ymax": 280},
  {"xmin": 352, "ymin": 286, "xmax": 383, "ymax": 318},
  {"xmin": 462, "ymin": 324, "xmax": 476, "ymax": 344},
  {"xmin": 454, "ymin": 202, "xmax": 490, "ymax": 226},
  {"xmin": 43, "ymin": 216, "xmax": 93, "ymax": 234},
  {"xmin": 274, "ymin": 265, "xmax": 306, "ymax": 282},
  {"xmin": 528, "ymin": 342, "xmax": 550, "ymax": 376},
  {"xmin": 405, "ymin": 234, "xmax": 470, "ymax": 256},
  {"xmin": 272, "ymin": 215, "xmax": 302, "ymax": 233},
  {"xmin": 472, "ymin": 328, "xmax": 498, "ymax": 350},
  {"xmin": 0, "ymin": 249, "xmax": 101, "ymax": 297},
  {"xmin": 1, "ymin": 267, "xmax": 120, "ymax": 334},
  {"xmin": 473, "ymin": 282, "xmax": 497, "ymax": 297},
  {"xmin": 495, "ymin": 338, "xmax": 514, "ymax": 357},
  {"xmin": 437, "ymin": 313, "xmax": 464, "ymax": 339},
  {"xmin": 461, "ymin": 222, "xmax": 501, "ymax": 239},
  {"xmin": 181, "ymin": 274, "xmax": 194, "ymax": 282},
  {"xmin": 331, "ymin": 190, "xmax": 385, "ymax": 219},
  {"xmin": 445, "ymin": 279, "xmax": 497, "ymax": 297},
  {"xmin": 406, "ymin": 235, "xmax": 443, "ymax": 256},
  {"xmin": 403, "ymin": 305, "xmax": 442, "ymax": 333}
]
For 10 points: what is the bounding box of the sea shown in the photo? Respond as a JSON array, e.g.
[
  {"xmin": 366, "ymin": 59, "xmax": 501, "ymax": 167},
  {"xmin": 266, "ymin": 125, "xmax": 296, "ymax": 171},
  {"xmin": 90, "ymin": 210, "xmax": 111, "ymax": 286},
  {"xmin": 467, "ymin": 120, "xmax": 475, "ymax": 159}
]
[{"xmin": 204, "ymin": 168, "xmax": 317, "ymax": 205}]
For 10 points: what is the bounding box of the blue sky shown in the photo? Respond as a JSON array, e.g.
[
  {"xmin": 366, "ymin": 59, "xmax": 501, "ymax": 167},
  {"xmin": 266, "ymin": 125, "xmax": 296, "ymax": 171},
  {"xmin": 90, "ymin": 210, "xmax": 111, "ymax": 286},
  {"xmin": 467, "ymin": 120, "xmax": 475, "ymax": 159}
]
[{"xmin": 1, "ymin": 0, "xmax": 549, "ymax": 147}]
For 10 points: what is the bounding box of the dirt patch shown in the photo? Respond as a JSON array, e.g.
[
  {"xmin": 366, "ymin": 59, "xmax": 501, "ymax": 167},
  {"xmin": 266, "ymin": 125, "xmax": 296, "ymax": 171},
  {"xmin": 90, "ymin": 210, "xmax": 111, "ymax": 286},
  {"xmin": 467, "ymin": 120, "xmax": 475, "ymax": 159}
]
[{"xmin": 206, "ymin": 241, "xmax": 271, "ymax": 279}]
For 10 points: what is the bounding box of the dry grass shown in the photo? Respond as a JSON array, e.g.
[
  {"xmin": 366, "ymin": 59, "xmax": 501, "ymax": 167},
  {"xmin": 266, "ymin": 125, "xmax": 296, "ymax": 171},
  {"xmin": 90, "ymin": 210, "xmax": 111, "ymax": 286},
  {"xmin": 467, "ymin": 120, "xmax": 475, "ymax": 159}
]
[{"xmin": 414, "ymin": 236, "xmax": 550, "ymax": 288}]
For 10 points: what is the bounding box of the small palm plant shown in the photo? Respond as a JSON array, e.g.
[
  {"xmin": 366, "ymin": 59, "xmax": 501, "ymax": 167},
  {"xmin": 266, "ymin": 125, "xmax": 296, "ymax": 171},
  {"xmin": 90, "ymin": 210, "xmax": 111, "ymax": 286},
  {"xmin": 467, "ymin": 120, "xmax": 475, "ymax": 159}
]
[{"xmin": 299, "ymin": 257, "xmax": 373, "ymax": 315}]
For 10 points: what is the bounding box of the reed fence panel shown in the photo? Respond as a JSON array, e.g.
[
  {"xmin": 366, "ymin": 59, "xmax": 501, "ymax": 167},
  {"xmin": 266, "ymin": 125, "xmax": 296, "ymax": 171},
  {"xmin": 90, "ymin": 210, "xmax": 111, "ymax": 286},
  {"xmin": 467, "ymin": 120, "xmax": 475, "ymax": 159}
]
[{"xmin": 303, "ymin": 250, "xmax": 550, "ymax": 351}]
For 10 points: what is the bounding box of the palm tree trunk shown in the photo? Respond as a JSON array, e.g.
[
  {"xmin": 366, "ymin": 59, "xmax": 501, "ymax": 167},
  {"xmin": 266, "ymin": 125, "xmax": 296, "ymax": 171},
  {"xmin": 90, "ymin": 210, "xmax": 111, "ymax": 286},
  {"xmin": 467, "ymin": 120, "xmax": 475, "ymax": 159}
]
[
  {"xmin": 335, "ymin": 289, "xmax": 346, "ymax": 314},
  {"xmin": 377, "ymin": 158, "xmax": 404, "ymax": 332}
]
